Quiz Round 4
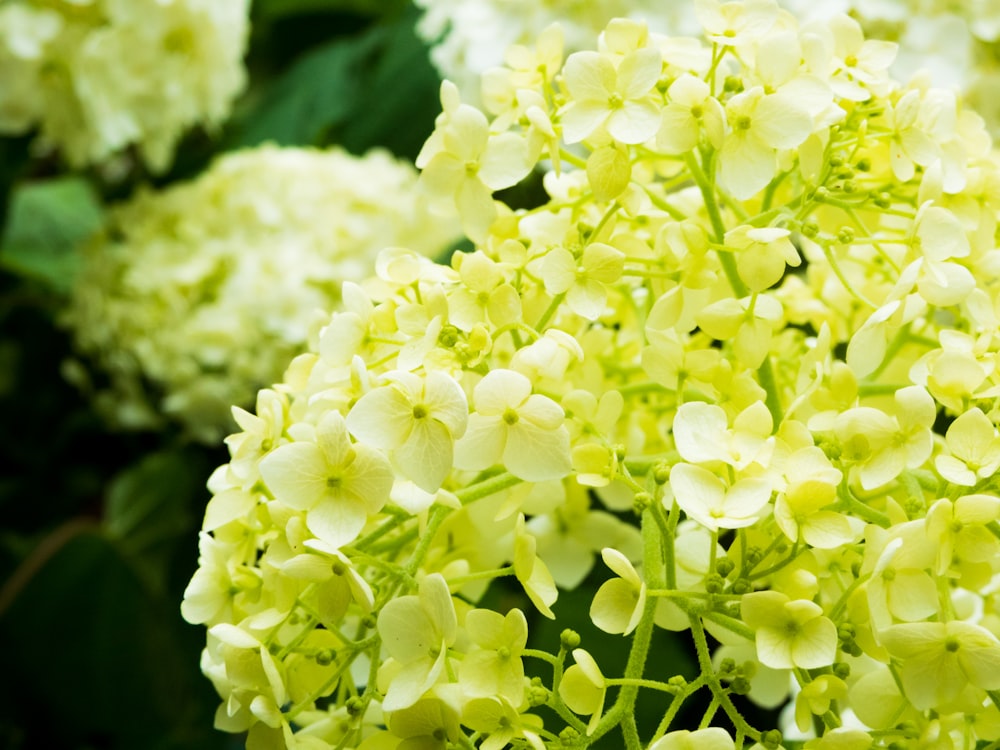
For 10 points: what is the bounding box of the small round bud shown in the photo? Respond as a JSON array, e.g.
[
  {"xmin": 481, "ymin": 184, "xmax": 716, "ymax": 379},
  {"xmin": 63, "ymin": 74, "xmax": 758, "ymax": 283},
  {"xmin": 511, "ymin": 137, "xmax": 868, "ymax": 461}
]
[
  {"xmin": 653, "ymin": 463, "xmax": 671, "ymax": 484},
  {"xmin": 560, "ymin": 727, "xmax": 581, "ymax": 742},
  {"xmin": 842, "ymin": 179, "xmax": 858, "ymax": 194},
  {"xmin": 315, "ymin": 648, "xmax": 336, "ymax": 666},
  {"xmin": 732, "ymin": 578, "xmax": 751, "ymax": 595},
  {"xmin": 633, "ymin": 492, "xmax": 653, "ymax": 514},
  {"xmin": 762, "ymin": 729, "xmax": 783, "ymax": 749},
  {"xmin": 855, "ymin": 157, "xmax": 871, "ymax": 172},
  {"xmin": 561, "ymin": 629, "xmax": 581, "ymax": 649},
  {"xmin": 837, "ymin": 623, "xmax": 856, "ymax": 640},
  {"xmin": 800, "ymin": 221, "xmax": 819, "ymax": 238},
  {"xmin": 723, "ymin": 75, "xmax": 743, "ymax": 93},
  {"xmin": 833, "ymin": 661, "xmax": 851, "ymax": 679},
  {"xmin": 528, "ymin": 685, "xmax": 549, "ymax": 706},
  {"xmin": 719, "ymin": 657, "xmax": 737, "ymax": 675},
  {"xmin": 705, "ymin": 573, "xmax": 725, "ymax": 594},
  {"xmin": 745, "ymin": 546, "xmax": 763, "ymax": 567},
  {"xmin": 716, "ymin": 558, "xmax": 735, "ymax": 577},
  {"xmin": 837, "ymin": 227, "xmax": 855, "ymax": 244},
  {"xmin": 438, "ymin": 325, "xmax": 460, "ymax": 348},
  {"xmin": 829, "ymin": 155, "xmax": 845, "ymax": 168},
  {"xmin": 730, "ymin": 676, "xmax": 752, "ymax": 695},
  {"xmin": 361, "ymin": 614, "xmax": 377, "ymax": 630},
  {"xmin": 345, "ymin": 696, "xmax": 364, "ymax": 717},
  {"xmin": 668, "ymin": 675, "xmax": 688, "ymax": 688}
]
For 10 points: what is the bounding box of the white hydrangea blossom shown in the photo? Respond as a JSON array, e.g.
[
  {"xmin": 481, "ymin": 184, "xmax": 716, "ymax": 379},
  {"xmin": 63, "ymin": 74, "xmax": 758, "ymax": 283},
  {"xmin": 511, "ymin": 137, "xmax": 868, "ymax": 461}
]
[
  {"xmin": 65, "ymin": 145, "xmax": 461, "ymax": 442},
  {"xmin": 0, "ymin": 0, "xmax": 250, "ymax": 171},
  {"xmin": 416, "ymin": 0, "xmax": 1000, "ymax": 137},
  {"xmin": 414, "ymin": 0, "xmax": 701, "ymax": 104},
  {"xmin": 181, "ymin": 5, "xmax": 1000, "ymax": 749}
]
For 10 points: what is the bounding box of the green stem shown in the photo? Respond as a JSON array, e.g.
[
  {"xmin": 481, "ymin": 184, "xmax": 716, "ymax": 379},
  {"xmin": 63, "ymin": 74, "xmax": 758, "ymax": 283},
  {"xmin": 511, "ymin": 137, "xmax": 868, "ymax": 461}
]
[
  {"xmin": 587, "ymin": 511, "xmax": 662, "ymax": 743},
  {"xmin": 402, "ymin": 504, "xmax": 449, "ymax": 577},
  {"xmin": 535, "ymin": 291, "xmax": 566, "ymax": 330},
  {"xmin": 649, "ymin": 676, "xmax": 708, "ymax": 743},
  {"xmin": 756, "ymin": 355, "xmax": 784, "ymax": 430},
  {"xmin": 689, "ymin": 615, "xmax": 761, "ymax": 742},
  {"xmin": 837, "ymin": 483, "xmax": 891, "ymax": 528},
  {"xmin": 683, "ymin": 151, "xmax": 730, "ymax": 248},
  {"xmin": 455, "ymin": 471, "xmax": 521, "ymax": 505},
  {"xmin": 446, "ymin": 566, "xmax": 515, "ymax": 586},
  {"xmin": 605, "ymin": 677, "xmax": 680, "ymax": 693}
]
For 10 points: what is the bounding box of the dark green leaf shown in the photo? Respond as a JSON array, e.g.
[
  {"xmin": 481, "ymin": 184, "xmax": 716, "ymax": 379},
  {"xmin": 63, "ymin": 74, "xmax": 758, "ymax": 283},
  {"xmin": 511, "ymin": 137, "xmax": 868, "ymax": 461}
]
[
  {"xmin": 230, "ymin": 5, "xmax": 440, "ymax": 160},
  {"xmin": 335, "ymin": 6, "xmax": 442, "ymax": 159},
  {"xmin": 104, "ymin": 448, "xmax": 212, "ymax": 594},
  {"xmin": 0, "ymin": 177, "xmax": 102, "ymax": 292},
  {"xmin": 230, "ymin": 29, "xmax": 384, "ymax": 148},
  {"xmin": 0, "ymin": 527, "xmax": 226, "ymax": 750},
  {"xmin": 254, "ymin": 0, "xmax": 405, "ymax": 20}
]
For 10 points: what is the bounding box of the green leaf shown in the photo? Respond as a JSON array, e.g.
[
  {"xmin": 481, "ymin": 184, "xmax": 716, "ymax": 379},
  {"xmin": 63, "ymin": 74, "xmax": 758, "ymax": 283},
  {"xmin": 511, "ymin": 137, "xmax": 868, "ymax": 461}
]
[
  {"xmin": 230, "ymin": 6, "xmax": 440, "ymax": 160},
  {"xmin": 0, "ymin": 526, "xmax": 227, "ymax": 750},
  {"xmin": 230, "ymin": 28, "xmax": 384, "ymax": 148},
  {"xmin": 0, "ymin": 176, "xmax": 102, "ymax": 292},
  {"xmin": 335, "ymin": 7, "xmax": 442, "ymax": 159},
  {"xmin": 254, "ymin": 0, "xmax": 405, "ymax": 19},
  {"xmin": 104, "ymin": 448, "xmax": 212, "ymax": 594}
]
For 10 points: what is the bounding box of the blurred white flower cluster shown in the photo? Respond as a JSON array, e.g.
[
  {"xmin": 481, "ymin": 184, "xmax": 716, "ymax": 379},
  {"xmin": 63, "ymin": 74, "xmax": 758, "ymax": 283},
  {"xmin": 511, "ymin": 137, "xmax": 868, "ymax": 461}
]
[
  {"xmin": 65, "ymin": 145, "xmax": 461, "ymax": 443},
  {"xmin": 841, "ymin": 0, "xmax": 1000, "ymax": 139},
  {"xmin": 413, "ymin": 0, "xmax": 701, "ymax": 105},
  {"xmin": 415, "ymin": 0, "xmax": 1000, "ymax": 136},
  {"xmin": 0, "ymin": 0, "xmax": 250, "ymax": 171}
]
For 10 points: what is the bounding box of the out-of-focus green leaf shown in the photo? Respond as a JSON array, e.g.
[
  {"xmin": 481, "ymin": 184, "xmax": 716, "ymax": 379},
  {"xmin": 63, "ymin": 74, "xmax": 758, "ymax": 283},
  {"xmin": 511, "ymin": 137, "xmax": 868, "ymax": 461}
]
[
  {"xmin": 0, "ymin": 526, "xmax": 226, "ymax": 750},
  {"xmin": 230, "ymin": 28, "xmax": 384, "ymax": 148},
  {"xmin": 254, "ymin": 0, "xmax": 405, "ymax": 20},
  {"xmin": 231, "ymin": 6, "xmax": 440, "ymax": 160},
  {"xmin": 0, "ymin": 177, "xmax": 102, "ymax": 292},
  {"xmin": 335, "ymin": 6, "xmax": 442, "ymax": 159},
  {"xmin": 104, "ymin": 447, "xmax": 212, "ymax": 594}
]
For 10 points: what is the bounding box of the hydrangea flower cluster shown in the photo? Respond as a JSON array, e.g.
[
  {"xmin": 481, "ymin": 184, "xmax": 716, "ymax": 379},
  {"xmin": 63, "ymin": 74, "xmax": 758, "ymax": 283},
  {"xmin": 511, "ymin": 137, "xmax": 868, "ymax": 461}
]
[
  {"xmin": 414, "ymin": 0, "xmax": 700, "ymax": 104},
  {"xmin": 835, "ymin": 0, "xmax": 1000, "ymax": 140},
  {"xmin": 0, "ymin": 0, "xmax": 249, "ymax": 171},
  {"xmin": 66, "ymin": 145, "xmax": 460, "ymax": 443},
  {"xmin": 184, "ymin": 3, "xmax": 1000, "ymax": 749},
  {"xmin": 415, "ymin": 0, "xmax": 1000, "ymax": 138}
]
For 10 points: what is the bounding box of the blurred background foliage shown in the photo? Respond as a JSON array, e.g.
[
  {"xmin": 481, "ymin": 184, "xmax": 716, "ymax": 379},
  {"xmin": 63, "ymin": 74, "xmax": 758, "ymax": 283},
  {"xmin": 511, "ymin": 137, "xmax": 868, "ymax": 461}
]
[{"xmin": 0, "ymin": 2, "xmax": 749, "ymax": 748}]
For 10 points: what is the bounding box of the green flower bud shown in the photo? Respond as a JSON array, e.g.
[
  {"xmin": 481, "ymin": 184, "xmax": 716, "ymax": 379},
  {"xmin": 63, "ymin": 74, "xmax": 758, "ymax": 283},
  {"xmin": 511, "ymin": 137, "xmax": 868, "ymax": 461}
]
[{"xmin": 561, "ymin": 629, "xmax": 581, "ymax": 649}]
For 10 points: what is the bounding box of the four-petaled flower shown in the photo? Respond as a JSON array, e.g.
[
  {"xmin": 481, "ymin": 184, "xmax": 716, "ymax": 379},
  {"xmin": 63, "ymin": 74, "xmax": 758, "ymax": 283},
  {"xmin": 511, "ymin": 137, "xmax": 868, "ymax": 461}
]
[
  {"xmin": 259, "ymin": 411, "xmax": 394, "ymax": 547},
  {"xmin": 454, "ymin": 369, "xmax": 571, "ymax": 482},
  {"xmin": 347, "ymin": 369, "xmax": 468, "ymax": 493}
]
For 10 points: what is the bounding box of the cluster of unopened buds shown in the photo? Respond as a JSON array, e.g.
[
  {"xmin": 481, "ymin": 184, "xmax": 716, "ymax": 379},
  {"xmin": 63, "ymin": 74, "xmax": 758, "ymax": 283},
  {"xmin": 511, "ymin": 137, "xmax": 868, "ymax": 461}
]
[{"xmin": 183, "ymin": 1, "xmax": 1000, "ymax": 748}]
